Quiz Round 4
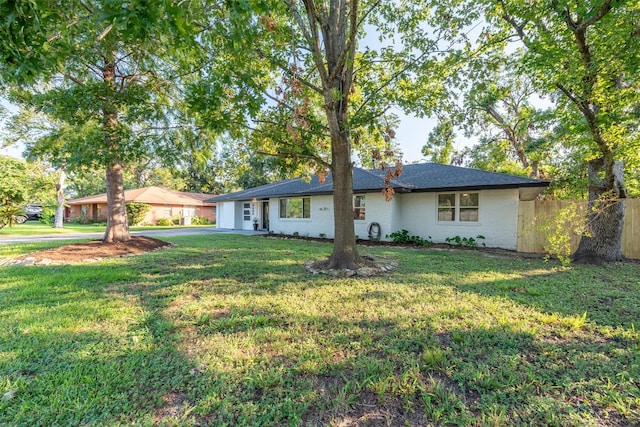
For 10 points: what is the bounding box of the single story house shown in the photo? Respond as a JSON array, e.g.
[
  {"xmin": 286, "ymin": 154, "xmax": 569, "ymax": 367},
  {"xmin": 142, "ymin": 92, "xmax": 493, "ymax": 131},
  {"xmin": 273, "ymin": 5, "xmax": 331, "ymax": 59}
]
[
  {"xmin": 67, "ymin": 186, "xmax": 217, "ymax": 225},
  {"xmin": 208, "ymin": 163, "xmax": 549, "ymax": 250}
]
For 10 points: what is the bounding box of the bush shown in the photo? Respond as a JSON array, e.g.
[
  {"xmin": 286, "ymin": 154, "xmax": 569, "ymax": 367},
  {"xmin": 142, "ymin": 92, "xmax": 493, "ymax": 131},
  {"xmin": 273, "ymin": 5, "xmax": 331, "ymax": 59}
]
[
  {"xmin": 190, "ymin": 216, "xmax": 210, "ymax": 225},
  {"xmin": 68, "ymin": 214, "xmax": 93, "ymax": 224},
  {"xmin": 156, "ymin": 217, "xmax": 173, "ymax": 226},
  {"xmin": 38, "ymin": 205, "xmax": 56, "ymax": 225},
  {"xmin": 386, "ymin": 229, "xmax": 432, "ymax": 246},
  {"xmin": 539, "ymin": 205, "xmax": 589, "ymax": 266},
  {"xmin": 0, "ymin": 205, "xmax": 27, "ymax": 227},
  {"xmin": 126, "ymin": 202, "xmax": 151, "ymax": 226},
  {"xmin": 445, "ymin": 235, "xmax": 486, "ymax": 248}
]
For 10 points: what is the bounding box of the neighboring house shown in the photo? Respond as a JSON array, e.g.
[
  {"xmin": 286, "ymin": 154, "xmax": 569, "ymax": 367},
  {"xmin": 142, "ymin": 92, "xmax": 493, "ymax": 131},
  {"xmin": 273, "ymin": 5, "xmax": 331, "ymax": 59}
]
[
  {"xmin": 208, "ymin": 163, "xmax": 549, "ymax": 250},
  {"xmin": 67, "ymin": 186, "xmax": 216, "ymax": 225}
]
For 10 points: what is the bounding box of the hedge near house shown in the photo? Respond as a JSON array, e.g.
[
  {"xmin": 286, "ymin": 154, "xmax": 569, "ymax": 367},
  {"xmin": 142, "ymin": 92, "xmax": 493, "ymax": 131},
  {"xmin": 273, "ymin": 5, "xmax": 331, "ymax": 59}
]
[{"xmin": 126, "ymin": 203, "xmax": 151, "ymax": 226}]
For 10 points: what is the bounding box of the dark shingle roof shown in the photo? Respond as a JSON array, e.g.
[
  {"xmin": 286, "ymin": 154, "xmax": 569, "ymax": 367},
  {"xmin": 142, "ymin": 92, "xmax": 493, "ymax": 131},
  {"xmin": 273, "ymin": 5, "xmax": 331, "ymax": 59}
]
[{"xmin": 208, "ymin": 163, "xmax": 548, "ymax": 202}]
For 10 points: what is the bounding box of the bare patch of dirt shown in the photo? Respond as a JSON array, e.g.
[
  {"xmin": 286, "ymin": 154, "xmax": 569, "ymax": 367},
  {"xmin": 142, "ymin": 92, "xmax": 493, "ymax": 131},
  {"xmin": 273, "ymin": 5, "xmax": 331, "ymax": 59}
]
[
  {"xmin": 8, "ymin": 236, "xmax": 171, "ymax": 265},
  {"xmin": 154, "ymin": 391, "xmax": 189, "ymax": 423}
]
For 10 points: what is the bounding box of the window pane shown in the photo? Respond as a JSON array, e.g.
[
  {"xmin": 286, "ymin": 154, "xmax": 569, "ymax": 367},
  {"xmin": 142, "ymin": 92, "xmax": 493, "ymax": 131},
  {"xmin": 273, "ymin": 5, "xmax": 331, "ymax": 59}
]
[
  {"xmin": 438, "ymin": 194, "xmax": 455, "ymax": 221},
  {"xmin": 280, "ymin": 197, "xmax": 310, "ymax": 219},
  {"xmin": 460, "ymin": 208, "xmax": 478, "ymax": 222},
  {"xmin": 279, "ymin": 199, "xmax": 287, "ymax": 218},
  {"xmin": 303, "ymin": 198, "xmax": 310, "ymax": 218},
  {"xmin": 289, "ymin": 198, "xmax": 302, "ymax": 217},
  {"xmin": 438, "ymin": 208, "xmax": 455, "ymax": 221},
  {"xmin": 438, "ymin": 194, "xmax": 456, "ymax": 207},
  {"xmin": 460, "ymin": 193, "xmax": 478, "ymax": 207},
  {"xmin": 353, "ymin": 195, "xmax": 365, "ymax": 220}
]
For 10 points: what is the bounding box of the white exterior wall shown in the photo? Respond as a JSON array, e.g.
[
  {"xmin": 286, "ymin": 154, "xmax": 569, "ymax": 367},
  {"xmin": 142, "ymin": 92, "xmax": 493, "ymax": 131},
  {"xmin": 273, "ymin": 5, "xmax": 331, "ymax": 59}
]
[
  {"xmin": 218, "ymin": 188, "xmax": 520, "ymax": 250},
  {"xmin": 266, "ymin": 193, "xmax": 397, "ymax": 240},
  {"xmin": 216, "ymin": 201, "xmax": 236, "ymax": 229},
  {"xmin": 268, "ymin": 195, "xmax": 334, "ymax": 237},
  {"xmin": 354, "ymin": 192, "xmax": 396, "ymax": 240},
  {"xmin": 395, "ymin": 188, "xmax": 520, "ymax": 249}
]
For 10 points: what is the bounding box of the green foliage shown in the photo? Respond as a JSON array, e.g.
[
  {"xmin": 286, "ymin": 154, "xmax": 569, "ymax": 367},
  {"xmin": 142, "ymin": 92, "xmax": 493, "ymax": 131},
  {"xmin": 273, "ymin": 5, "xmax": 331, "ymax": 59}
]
[
  {"xmin": 67, "ymin": 215, "xmax": 93, "ymax": 225},
  {"xmin": 156, "ymin": 217, "xmax": 173, "ymax": 226},
  {"xmin": 1, "ymin": 235, "xmax": 639, "ymax": 425},
  {"xmin": 38, "ymin": 205, "xmax": 55, "ymax": 225},
  {"xmin": 0, "ymin": 156, "xmax": 28, "ymax": 205},
  {"xmin": 0, "ymin": 205, "xmax": 27, "ymax": 227},
  {"xmin": 0, "ymin": 156, "xmax": 55, "ymax": 206},
  {"xmin": 126, "ymin": 202, "xmax": 151, "ymax": 226},
  {"xmin": 445, "ymin": 235, "xmax": 486, "ymax": 248},
  {"xmin": 539, "ymin": 204, "xmax": 590, "ymax": 267},
  {"xmin": 190, "ymin": 216, "xmax": 210, "ymax": 225},
  {"xmin": 387, "ymin": 229, "xmax": 432, "ymax": 246}
]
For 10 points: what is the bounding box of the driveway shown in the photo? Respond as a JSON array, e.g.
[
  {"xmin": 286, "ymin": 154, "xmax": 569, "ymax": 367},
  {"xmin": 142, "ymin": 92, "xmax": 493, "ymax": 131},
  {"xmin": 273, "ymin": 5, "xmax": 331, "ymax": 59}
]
[{"xmin": 0, "ymin": 227, "xmax": 264, "ymax": 245}]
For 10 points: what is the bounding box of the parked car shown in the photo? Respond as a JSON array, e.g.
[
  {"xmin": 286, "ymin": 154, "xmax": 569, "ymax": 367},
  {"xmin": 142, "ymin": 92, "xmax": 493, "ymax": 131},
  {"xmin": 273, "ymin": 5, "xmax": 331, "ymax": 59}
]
[{"xmin": 25, "ymin": 204, "xmax": 43, "ymax": 220}]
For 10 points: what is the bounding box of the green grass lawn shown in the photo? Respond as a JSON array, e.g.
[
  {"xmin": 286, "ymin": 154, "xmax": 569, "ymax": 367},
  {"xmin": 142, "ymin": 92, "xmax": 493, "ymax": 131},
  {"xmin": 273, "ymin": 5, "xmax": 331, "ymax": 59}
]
[
  {"xmin": 0, "ymin": 221, "xmax": 212, "ymax": 237},
  {"xmin": 1, "ymin": 235, "xmax": 638, "ymax": 426}
]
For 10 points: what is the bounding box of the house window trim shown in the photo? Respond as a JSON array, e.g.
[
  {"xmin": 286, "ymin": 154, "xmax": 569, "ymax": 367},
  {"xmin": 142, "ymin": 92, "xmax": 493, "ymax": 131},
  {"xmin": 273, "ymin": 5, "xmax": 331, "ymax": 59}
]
[
  {"xmin": 279, "ymin": 197, "xmax": 311, "ymax": 219},
  {"xmin": 436, "ymin": 192, "xmax": 480, "ymax": 223},
  {"xmin": 353, "ymin": 195, "xmax": 366, "ymax": 221}
]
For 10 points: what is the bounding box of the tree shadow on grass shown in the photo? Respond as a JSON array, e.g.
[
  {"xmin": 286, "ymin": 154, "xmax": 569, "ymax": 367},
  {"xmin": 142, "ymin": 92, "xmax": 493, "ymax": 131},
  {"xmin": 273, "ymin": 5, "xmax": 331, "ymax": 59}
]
[
  {"xmin": 452, "ymin": 260, "xmax": 640, "ymax": 329},
  {"xmin": 0, "ymin": 267, "xmax": 219, "ymax": 425},
  {"xmin": 3, "ymin": 237, "xmax": 639, "ymax": 425}
]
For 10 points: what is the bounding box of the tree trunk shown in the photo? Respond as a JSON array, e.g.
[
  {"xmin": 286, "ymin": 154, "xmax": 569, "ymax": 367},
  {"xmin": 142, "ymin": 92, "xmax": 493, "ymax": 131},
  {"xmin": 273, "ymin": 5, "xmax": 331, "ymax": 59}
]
[
  {"xmin": 54, "ymin": 171, "xmax": 65, "ymax": 228},
  {"xmin": 328, "ymin": 131, "xmax": 359, "ymax": 270},
  {"xmin": 102, "ymin": 52, "xmax": 130, "ymax": 243},
  {"xmin": 104, "ymin": 162, "xmax": 130, "ymax": 242},
  {"xmin": 573, "ymin": 159, "xmax": 625, "ymax": 263}
]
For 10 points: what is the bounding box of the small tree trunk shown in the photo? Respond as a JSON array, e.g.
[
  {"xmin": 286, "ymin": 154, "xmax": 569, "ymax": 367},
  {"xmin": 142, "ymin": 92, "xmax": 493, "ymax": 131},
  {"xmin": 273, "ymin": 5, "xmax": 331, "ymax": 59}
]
[
  {"xmin": 104, "ymin": 162, "xmax": 130, "ymax": 242},
  {"xmin": 573, "ymin": 159, "xmax": 625, "ymax": 263},
  {"xmin": 54, "ymin": 171, "xmax": 65, "ymax": 228}
]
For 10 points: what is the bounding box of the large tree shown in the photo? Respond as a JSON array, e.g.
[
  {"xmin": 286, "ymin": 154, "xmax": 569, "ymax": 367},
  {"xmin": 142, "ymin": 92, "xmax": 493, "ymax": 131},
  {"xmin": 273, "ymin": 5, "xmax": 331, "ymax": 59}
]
[
  {"xmin": 477, "ymin": 0, "xmax": 640, "ymax": 262},
  {"xmin": 192, "ymin": 0, "xmax": 449, "ymax": 269},
  {"xmin": 2, "ymin": 0, "xmax": 194, "ymax": 242}
]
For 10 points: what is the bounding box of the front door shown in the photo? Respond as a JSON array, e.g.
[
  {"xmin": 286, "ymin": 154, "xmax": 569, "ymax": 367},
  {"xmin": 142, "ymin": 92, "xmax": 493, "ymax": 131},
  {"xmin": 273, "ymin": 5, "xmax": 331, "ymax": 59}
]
[{"xmin": 262, "ymin": 202, "xmax": 269, "ymax": 230}]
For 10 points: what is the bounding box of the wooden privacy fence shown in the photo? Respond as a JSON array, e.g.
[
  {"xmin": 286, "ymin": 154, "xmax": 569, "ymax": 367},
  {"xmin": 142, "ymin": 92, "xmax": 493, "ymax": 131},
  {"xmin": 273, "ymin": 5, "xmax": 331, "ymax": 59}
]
[{"xmin": 517, "ymin": 199, "xmax": 640, "ymax": 260}]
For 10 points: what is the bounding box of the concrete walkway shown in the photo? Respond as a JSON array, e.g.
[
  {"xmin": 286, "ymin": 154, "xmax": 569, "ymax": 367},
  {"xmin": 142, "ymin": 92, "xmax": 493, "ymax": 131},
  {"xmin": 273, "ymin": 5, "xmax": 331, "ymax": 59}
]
[{"xmin": 0, "ymin": 227, "xmax": 265, "ymax": 245}]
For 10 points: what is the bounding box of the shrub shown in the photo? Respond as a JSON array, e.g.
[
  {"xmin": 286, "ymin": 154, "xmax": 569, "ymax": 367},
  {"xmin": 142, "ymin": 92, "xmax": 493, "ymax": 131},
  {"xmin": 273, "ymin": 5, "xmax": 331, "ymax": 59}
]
[
  {"xmin": 156, "ymin": 217, "xmax": 173, "ymax": 226},
  {"xmin": 386, "ymin": 229, "xmax": 432, "ymax": 246},
  {"xmin": 445, "ymin": 235, "xmax": 486, "ymax": 248},
  {"xmin": 190, "ymin": 216, "xmax": 210, "ymax": 225},
  {"xmin": 539, "ymin": 204, "xmax": 589, "ymax": 266},
  {"xmin": 0, "ymin": 205, "xmax": 26, "ymax": 227},
  {"xmin": 68, "ymin": 214, "xmax": 92, "ymax": 224},
  {"xmin": 126, "ymin": 202, "xmax": 151, "ymax": 226}
]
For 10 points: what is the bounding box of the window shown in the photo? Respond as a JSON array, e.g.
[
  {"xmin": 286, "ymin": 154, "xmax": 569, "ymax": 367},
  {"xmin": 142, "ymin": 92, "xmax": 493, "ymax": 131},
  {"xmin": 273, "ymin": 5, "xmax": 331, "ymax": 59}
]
[
  {"xmin": 243, "ymin": 203, "xmax": 251, "ymax": 221},
  {"xmin": 459, "ymin": 193, "xmax": 479, "ymax": 222},
  {"xmin": 438, "ymin": 192, "xmax": 479, "ymax": 222},
  {"xmin": 353, "ymin": 195, "xmax": 365, "ymax": 220},
  {"xmin": 437, "ymin": 194, "xmax": 456, "ymax": 221},
  {"xmin": 279, "ymin": 197, "xmax": 310, "ymax": 219}
]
